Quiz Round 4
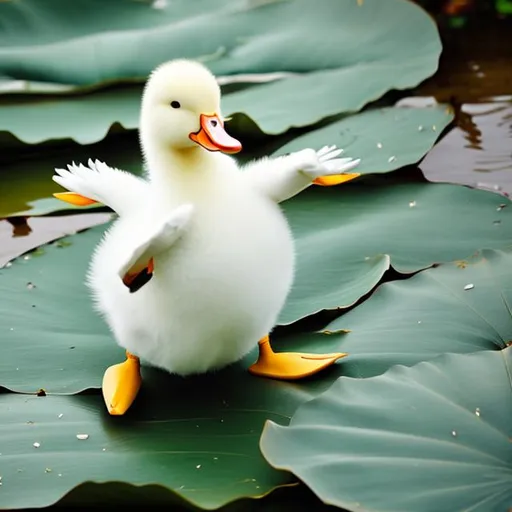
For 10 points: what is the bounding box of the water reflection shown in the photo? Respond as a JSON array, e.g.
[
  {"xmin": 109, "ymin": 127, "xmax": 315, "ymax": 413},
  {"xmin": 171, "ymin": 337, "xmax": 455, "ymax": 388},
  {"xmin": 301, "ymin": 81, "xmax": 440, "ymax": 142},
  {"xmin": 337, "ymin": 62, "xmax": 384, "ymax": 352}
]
[
  {"xmin": 420, "ymin": 97, "xmax": 512, "ymax": 195},
  {"xmin": 0, "ymin": 213, "xmax": 112, "ymax": 267}
]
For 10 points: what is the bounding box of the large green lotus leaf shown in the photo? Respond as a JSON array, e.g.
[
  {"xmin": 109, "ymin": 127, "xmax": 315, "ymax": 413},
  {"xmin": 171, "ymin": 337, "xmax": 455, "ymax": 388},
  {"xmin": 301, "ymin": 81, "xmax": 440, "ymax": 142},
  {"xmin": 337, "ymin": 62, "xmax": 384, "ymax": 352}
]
[
  {"xmin": 0, "ymin": 0, "xmax": 441, "ymax": 142},
  {"xmin": 280, "ymin": 249, "xmax": 512, "ymax": 378},
  {"xmin": 261, "ymin": 348, "xmax": 512, "ymax": 512},
  {"xmin": 273, "ymin": 105, "xmax": 453, "ymax": 174},
  {"xmin": 0, "ymin": 388, "xmax": 297, "ymax": 510},
  {"xmin": 1, "ymin": 106, "xmax": 451, "ymax": 219},
  {"xmin": 0, "ymin": 86, "xmax": 141, "ymax": 145},
  {"xmin": 279, "ymin": 178, "xmax": 512, "ymax": 324}
]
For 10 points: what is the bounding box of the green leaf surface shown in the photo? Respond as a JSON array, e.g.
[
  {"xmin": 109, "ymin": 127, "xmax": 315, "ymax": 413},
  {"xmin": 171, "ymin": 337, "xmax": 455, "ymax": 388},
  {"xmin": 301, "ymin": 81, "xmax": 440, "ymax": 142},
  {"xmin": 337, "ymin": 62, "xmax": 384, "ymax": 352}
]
[
  {"xmin": 282, "ymin": 249, "xmax": 512, "ymax": 378},
  {"xmin": 261, "ymin": 348, "xmax": 512, "ymax": 512},
  {"xmin": 279, "ymin": 179, "xmax": 512, "ymax": 324},
  {"xmin": 0, "ymin": 0, "xmax": 441, "ymax": 142},
  {"xmin": 273, "ymin": 105, "xmax": 454, "ymax": 174},
  {"xmin": 0, "ymin": 388, "xmax": 296, "ymax": 510},
  {"xmin": 0, "ymin": 86, "xmax": 141, "ymax": 145}
]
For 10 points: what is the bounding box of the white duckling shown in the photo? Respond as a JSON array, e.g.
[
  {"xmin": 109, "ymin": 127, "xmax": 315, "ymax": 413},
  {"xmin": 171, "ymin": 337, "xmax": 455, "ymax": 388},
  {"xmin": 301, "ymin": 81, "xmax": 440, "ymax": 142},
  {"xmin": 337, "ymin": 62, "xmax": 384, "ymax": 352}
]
[{"xmin": 53, "ymin": 59, "xmax": 360, "ymax": 416}]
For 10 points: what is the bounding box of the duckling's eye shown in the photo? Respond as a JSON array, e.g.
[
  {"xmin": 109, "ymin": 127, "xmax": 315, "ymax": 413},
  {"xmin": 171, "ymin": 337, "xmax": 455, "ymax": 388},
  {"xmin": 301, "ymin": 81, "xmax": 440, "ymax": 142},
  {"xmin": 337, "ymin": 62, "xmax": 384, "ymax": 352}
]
[{"xmin": 170, "ymin": 101, "xmax": 181, "ymax": 109}]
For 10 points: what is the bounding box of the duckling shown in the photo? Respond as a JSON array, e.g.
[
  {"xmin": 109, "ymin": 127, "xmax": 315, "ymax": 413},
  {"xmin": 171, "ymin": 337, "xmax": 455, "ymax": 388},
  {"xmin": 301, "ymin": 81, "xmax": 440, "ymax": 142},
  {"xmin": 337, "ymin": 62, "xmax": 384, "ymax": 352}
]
[{"xmin": 53, "ymin": 59, "xmax": 360, "ymax": 416}]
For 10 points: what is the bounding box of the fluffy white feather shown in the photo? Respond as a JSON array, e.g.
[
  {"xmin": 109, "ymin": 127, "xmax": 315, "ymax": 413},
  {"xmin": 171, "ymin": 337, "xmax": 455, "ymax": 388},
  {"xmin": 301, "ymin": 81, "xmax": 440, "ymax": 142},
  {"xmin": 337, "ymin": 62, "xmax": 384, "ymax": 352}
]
[{"xmin": 53, "ymin": 159, "xmax": 148, "ymax": 216}]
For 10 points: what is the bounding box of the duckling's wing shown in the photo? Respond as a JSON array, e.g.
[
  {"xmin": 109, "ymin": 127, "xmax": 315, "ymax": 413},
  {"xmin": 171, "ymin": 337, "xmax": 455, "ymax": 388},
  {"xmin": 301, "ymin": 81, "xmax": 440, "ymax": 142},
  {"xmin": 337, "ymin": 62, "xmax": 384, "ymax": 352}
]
[
  {"xmin": 53, "ymin": 160, "xmax": 149, "ymax": 216},
  {"xmin": 119, "ymin": 204, "xmax": 194, "ymax": 293},
  {"xmin": 242, "ymin": 146, "xmax": 360, "ymax": 203}
]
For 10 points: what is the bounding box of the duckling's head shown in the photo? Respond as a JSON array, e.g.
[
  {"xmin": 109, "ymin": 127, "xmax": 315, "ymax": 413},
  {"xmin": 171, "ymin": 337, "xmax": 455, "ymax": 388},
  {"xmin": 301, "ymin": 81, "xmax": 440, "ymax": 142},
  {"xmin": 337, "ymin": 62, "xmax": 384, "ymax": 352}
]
[{"xmin": 140, "ymin": 59, "xmax": 241, "ymax": 155}]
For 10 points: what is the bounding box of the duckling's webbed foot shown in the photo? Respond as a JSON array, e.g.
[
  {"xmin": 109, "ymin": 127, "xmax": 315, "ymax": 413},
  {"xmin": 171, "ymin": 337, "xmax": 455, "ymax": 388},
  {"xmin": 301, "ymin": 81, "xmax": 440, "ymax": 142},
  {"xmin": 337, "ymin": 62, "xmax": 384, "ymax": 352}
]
[
  {"xmin": 118, "ymin": 203, "xmax": 195, "ymax": 293},
  {"xmin": 102, "ymin": 351, "xmax": 142, "ymax": 415},
  {"xmin": 248, "ymin": 335, "xmax": 347, "ymax": 380}
]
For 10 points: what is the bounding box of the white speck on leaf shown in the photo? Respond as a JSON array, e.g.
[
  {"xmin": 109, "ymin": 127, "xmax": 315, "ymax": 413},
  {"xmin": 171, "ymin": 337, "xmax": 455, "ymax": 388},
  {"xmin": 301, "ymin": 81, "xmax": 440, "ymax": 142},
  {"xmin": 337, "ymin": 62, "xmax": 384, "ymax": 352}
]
[
  {"xmin": 451, "ymin": 430, "xmax": 457, "ymax": 437},
  {"xmin": 196, "ymin": 464, "xmax": 201, "ymax": 469},
  {"xmin": 388, "ymin": 156, "xmax": 396, "ymax": 163},
  {"xmin": 151, "ymin": 0, "xmax": 167, "ymax": 8},
  {"xmin": 76, "ymin": 434, "xmax": 89, "ymax": 440},
  {"xmin": 464, "ymin": 284, "xmax": 474, "ymax": 291},
  {"xmin": 33, "ymin": 442, "xmax": 40, "ymax": 448},
  {"xmin": 377, "ymin": 142, "xmax": 382, "ymax": 149},
  {"xmin": 409, "ymin": 201, "xmax": 416, "ymax": 208},
  {"xmin": 475, "ymin": 408, "xmax": 481, "ymax": 417}
]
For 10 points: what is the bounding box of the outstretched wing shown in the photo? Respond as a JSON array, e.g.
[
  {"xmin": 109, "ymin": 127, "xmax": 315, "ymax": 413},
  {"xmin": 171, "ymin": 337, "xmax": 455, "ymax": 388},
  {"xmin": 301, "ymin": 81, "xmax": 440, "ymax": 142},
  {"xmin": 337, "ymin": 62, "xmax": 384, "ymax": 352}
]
[
  {"xmin": 242, "ymin": 146, "xmax": 360, "ymax": 203},
  {"xmin": 53, "ymin": 159, "xmax": 149, "ymax": 216}
]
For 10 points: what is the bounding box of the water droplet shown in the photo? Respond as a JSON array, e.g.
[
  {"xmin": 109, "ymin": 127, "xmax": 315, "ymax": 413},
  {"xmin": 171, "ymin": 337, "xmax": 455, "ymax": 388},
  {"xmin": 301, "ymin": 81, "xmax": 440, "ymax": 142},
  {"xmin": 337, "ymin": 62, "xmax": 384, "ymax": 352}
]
[
  {"xmin": 409, "ymin": 201, "xmax": 416, "ymax": 208},
  {"xmin": 213, "ymin": 457, "xmax": 218, "ymax": 460},
  {"xmin": 23, "ymin": 255, "xmax": 31, "ymax": 261},
  {"xmin": 475, "ymin": 407, "xmax": 481, "ymax": 417},
  {"xmin": 45, "ymin": 468, "xmax": 52, "ymax": 473},
  {"xmin": 451, "ymin": 430, "xmax": 457, "ymax": 437},
  {"xmin": 464, "ymin": 284, "xmax": 474, "ymax": 291},
  {"xmin": 58, "ymin": 414, "xmax": 63, "ymax": 419},
  {"xmin": 388, "ymin": 156, "xmax": 396, "ymax": 163},
  {"xmin": 418, "ymin": 125, "xmax": 424, "ymax": 131},
  {"xmin": 76, "ymin": 434, "xmax": 89, "ymax": 440},
  {"xmin": 417, "ymin": 320, "xmax": 422, "ymax": 324},
  {"xmin": 376, "ymin": 142, "xmax": 383, "ymax": 149},
  {"xmin": 220, "ymin": 419, "xmax": 224, "ymax": 423},
  {"xmin": 5, "ymin": 262, "xmax": 12, "ymax": 268},
  {"xmin": 33, "ymin": 442, "xmax": 40, "ymax": 448},
  {"xmin": 26, "ymin": 282, "xmax": 36, "ymax": 290},
  {"xmin": 102, "ymin": 448, "xmax": 107, "ymax": 452},
  {"xmin": 497, "ymin": 204, "xmax": 507, "ymax": 211},
  {"xmin": 151, "ymin": 0, "xmax": 167, "ymax": 8},
  {"xmin": 432, "ymin": 125, "xmax": 437, "ymax": 131},
  {"xmin": 58, "ymin": 473, "xmax": 62, "ymax": 477},
  {"xmin": 196, "ymin": 464, "xmax": 201, "ymax": 469}
]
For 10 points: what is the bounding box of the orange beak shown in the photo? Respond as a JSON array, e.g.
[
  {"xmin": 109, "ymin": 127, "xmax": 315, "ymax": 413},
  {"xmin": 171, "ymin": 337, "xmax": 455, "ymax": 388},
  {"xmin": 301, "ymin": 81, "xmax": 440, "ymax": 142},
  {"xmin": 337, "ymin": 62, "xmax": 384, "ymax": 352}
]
[{"xmin": 189, "ymin": 114, "xmax": 242, "ymax": 154}]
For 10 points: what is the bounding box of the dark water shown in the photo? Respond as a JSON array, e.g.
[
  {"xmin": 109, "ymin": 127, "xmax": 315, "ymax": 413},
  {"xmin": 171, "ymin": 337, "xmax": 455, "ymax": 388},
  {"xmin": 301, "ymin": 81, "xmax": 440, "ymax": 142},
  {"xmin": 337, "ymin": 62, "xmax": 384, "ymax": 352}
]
[
  {"xmin": 1, "ymin": 14, "xmax": 511, "ymax": 264},
  {"xmin": 417, "ymin": 14, "xmax": 512, "ymax": 194}
]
